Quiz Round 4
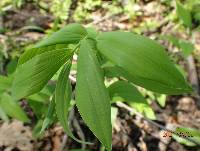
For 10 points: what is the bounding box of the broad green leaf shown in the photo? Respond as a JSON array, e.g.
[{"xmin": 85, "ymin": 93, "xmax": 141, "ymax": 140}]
[
  {"xmin": 56, "ymin": 63, "xmax": 72, "ymax": 133},
  {"xmin": 28, "ymin": 93, "xmax": 50, "ymax": 103},
  {"xmin": 172, "ymin": 127, "xmax": 200, "ymax": 146},
  {"xmin": 56, "ymin": 61, "xmax": 90, "ymax": 144},
  {"xmin": 175, "ymin": 127, "xmax": 200, "ymax": 137},
  {"xmin": 12, "ymin": 48, "xmax": 72, "ymax": 100},
  {"xmin": 35, "ymin": 23, "xmax": 87, "ymax": 48},
  {"xmin": 108, "ymin": 81, "xmax": 156, "ymax": 120},
  {"xmin": 176, "ymin": 2, "xmax": 192, "ymax": 28},
  {"xmin": 18, "ymin": 44, "xmax": 69, "ymax": 66},
  {"xmin": 103, "ymin": 65, "xmax": 133, "ymax": 80},
  {"xmin": 40, "ymin": 84, "xmax": 55, "ymax": 96},
  {"xmin": 175, "ymin": 64, "xmax": 187, "ymax": 78},
  {"xmin": 76, "ymin": 39, "xmax": 112, "ymax": 150},
  {"xmin": 18, "ymin": 24, "xmax": 86, "ymax": 66},
  {"xmin": 28, "ymin": 84, "xmax": 55, "ymax": 102},
  {"xmin": 86, "ymin": 26, "xmax": 98, "ymax": 39},
  {"xmin": 0, "ymin": 93, "xmax": 29, "ymax": 122},
  {"xmin": 97, "ymin": 32, "xmax": 192, "ymax": 95},
  {"xmin": 41, "ymin": 96, "xmax": 55, "ymax": 133}
]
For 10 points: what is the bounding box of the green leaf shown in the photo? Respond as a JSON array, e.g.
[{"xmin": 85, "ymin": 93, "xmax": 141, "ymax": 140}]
[
  {"xmin": 97, "ymin": 32, "xmax": 192, "ymax": 95},
  {"xmin": 108, "ymin": 81, "xmax": 156, "ymax": 120},
  {"xmin": 41, "ymin": 96, "xmax": 55, "ymax": 133},
  {"xmin": 18, "ymin": 24, "xmax": 86, "ymax": 66},
  {"xmin": 56, "ymin": 63, "xmax": 72, "ymax": 133},
  {"xmin": 56, "ymin": 61, "xmax": 89, "ymax": 143},
  {"xmin": 172, "ymin": 127, "xmax": 200, "ymax": 146},
  {"xmin": 28, "ymin": 84, "xmax": 55, "ymax": 102},
  {"xmin": 12, "ymin": 48, "xmax": 72, "ymax": 100},
  {"xmin": 76, "ymin": 39, "xmax": 112, "ymax": 150},
  {"xmin": 28, "ymin": 92, "xmax": 50, "ymax": 103},
  {"xmin": 86, "ymin": 26, "xmax": 98, "ymax": 39},
  {"xmin": 18, "ymin": 44, "xmax": 68, "ymax": 66},
  {"xmin": 0, "ymin": 93, "xmax": 29, "ymax": 122},
  {"xmin": 103, "ymin": 64, "xmax": 134, "ymax": 81},
  {"xmin": 35, "ymin": 23, "xmax": 87, "ymax": 48},
  {"xmin": 156, "ymin": 94, "xmax": 166, "ymax": 107},
  {"xmin": 176, "ymin": 2, "xmax": 192, "ymax": 28}
]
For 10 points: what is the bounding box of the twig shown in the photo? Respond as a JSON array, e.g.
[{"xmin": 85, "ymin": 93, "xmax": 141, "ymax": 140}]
[
  {"xmin": 68, "ymin": 77, "xmax": 87, "ymax": 149},
  {"xmin": 60, "ymin": 105, "xmax": 76, "ymax": 151},
  {"xmin": 73, "ymin": 117, "xmax": 86, "ymax": 149},
  {"xmin": 116, "ymin": 102, "xmax": 166, "ymax": 129},
  {"xmin": 186, "ymin": 55, "xmax": 200, "ymax": 108},
  {"xmin": 60, "ymin": 134, "xmax": 68, "ymax": 151},
  {"xmin": 116, "ymin": 102, "xmax": 200, "ymax": 146},
  {"xmin": 187, "ymin": 55, "xmax": 199, "ymax": 93}
]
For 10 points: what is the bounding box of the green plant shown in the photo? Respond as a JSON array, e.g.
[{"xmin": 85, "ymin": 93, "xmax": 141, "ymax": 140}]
[
  {"xmin": 9, "ymin": 23, "xmax": 192, "ymax": 150},
  {"xmin": 176, "ymin": 0, "xmax": 200, "ymax": 29}
]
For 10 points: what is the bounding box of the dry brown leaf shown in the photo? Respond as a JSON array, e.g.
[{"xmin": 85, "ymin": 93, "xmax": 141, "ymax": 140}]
[{"xmin": 0, "ymin": 120, "xmax": 34, "ymax": 151}]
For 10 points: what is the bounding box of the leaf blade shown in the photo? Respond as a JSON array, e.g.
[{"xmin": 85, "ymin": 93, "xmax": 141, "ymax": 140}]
[
  {"xmin": 18, "ymin": 23, "xmax": 86, "ymax": 66},
  {"xmin": 97, "ymin": 32, "xmax": 192, "ymax": 95},
  {"xmin": 40, "ymin": 96, "xmax": 55, "ymax": 133},
  {"xmin": 108, "ymin": 81, "xmax": 156, "ymax": 120},
  {"xmin": 76, "ymin": 39, "xmax": 112, "ymax": 150},
  {"xmin": 176, "ymin": 2, "xmax": 192, "ymax": 28},
  {"xmin": 0, "ymin": 93, "xmax": 29, "ymax": 122},
  {"xmin": 55, "ymin": 61, "xmax": 90, "ymax": 144},
  {"xmin": 35, "ymin": 23, "xmax": 87, "ymax": 48},
  {"xmin": 12, "ymin": 48, "xmax": 72, "ymax": 100}
]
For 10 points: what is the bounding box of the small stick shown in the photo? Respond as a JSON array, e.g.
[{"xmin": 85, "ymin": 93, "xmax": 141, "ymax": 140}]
[
  {"xmin": 116, "ymin": 102, "xmax": 200, "ymax": 146},
  {"xmin": 60, "ymin": 134, "xmax": 68, "ymax": 151},
  {"xmin": 60, "ymin": 106, "xmax": 76, "ymax": 151},
  {"xmin": 187, "ymin": 55, "xmax": 199, "ymax": 93},
  {"xmin": 73, "ymin": 117, "xmax": 86, "ymax": 149},
  {"xmin": 186, "ymin": 55, "xmax": 200, "ymax": 107}
]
